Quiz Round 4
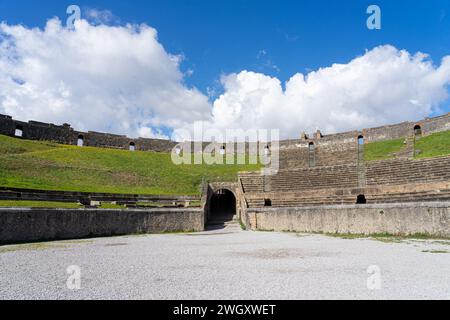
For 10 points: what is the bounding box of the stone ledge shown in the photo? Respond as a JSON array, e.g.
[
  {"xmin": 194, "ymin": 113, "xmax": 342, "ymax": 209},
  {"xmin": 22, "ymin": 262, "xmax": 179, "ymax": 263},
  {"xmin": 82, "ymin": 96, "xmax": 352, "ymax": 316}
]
[{"xmin": 247, "ymin": 201, "xmax": 450, "ymax": 212}]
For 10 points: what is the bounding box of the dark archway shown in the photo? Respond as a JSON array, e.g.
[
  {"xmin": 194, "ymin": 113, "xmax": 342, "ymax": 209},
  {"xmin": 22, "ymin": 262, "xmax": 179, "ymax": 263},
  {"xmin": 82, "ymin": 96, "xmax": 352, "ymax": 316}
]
[
  {"xmin": 15, "ymin": 125, "xmax": 23, "ymax": 137},
  {"xmin": 358, "ymin": 135, "xmax": 364, "ymax": 145},
  {"xmin": 77, "ymin": 135, "xmax": 84, "ymax": 147},
  {"xmin": 129, "ymin": 142, "xmax": 136, "ymax": 151},
  {"xmin": 356, "ymin": 195, "xmax": 367, "ymax": 204},
  {"xmin": 414, "ymin": 125, "xmax": 422, "ymax": 137},
  {"xmin": 209, "ymin": 189, "xmax": 236, "ymax": 223}
]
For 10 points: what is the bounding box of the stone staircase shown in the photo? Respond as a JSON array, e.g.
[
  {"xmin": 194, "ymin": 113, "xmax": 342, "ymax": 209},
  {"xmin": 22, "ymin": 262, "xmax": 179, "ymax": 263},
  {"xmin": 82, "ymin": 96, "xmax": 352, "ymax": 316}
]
[
  {"xmin": 357, "ymin": 142, "xmax": 366, "ymax": 188},
  {"xmin": 391, "ymin": 136, "xmax": 414, "ymax": 159},
  {"xmin": 206, "ymin": 215, "xmax": 241, "ymax": 232},
  {"xmin": 239, "ymin": 172, "xmax": 265, "ymax": 193}
]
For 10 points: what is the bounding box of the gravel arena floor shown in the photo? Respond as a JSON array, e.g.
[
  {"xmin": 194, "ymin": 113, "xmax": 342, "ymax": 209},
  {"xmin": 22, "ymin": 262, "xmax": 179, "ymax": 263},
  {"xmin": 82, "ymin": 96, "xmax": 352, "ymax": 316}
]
[{"xmin": 1, "ymin": 223, "xmax": 450, "ymax": 300}]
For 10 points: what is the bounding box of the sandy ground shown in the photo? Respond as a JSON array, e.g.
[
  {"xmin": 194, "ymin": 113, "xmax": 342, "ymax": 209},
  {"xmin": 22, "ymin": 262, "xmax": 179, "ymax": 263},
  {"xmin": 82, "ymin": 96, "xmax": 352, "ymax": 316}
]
[{"xmin": 1, "ymin": 224, "xmax": 450, "ymax": 300}]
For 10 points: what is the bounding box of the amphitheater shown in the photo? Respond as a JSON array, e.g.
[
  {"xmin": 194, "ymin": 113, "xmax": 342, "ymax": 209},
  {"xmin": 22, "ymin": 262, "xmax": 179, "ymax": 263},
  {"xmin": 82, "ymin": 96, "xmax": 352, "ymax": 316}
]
[{"xmin": 0, "ymin": 112, "xmax": 450, "ymax": 243}]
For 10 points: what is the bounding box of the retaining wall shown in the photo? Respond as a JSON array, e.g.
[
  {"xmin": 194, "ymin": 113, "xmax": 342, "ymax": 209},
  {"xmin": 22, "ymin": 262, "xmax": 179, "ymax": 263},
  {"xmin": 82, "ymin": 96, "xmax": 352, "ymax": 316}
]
[
  {"xmin": 0, "ymin": 208, "xmax": 205, "ymax": 244},
  {"xmin": 245, "ymin": 202, "xmax": 450, "ymax": 237}
]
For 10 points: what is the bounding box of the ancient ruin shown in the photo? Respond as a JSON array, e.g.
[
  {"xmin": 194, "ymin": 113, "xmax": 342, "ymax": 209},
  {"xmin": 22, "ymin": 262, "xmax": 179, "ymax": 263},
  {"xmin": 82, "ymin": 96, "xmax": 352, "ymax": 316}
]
[{"xmin": 0, "ymin": 112, "xmax": 450, "ymax": 242}]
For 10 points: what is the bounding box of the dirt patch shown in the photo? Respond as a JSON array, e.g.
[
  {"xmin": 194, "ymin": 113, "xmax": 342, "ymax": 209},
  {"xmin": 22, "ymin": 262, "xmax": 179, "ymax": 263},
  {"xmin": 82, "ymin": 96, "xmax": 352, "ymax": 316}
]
[
  {"xmin": 0, "ymin": 242, "xmax": 69, "ymax": 254},
  {"xmin": 104, "ymin": 243, "xmax": 129, "ymax": 247},
  {"xmin": 230, "ymin": 248, "xmax": 332, "ymax": 260}
]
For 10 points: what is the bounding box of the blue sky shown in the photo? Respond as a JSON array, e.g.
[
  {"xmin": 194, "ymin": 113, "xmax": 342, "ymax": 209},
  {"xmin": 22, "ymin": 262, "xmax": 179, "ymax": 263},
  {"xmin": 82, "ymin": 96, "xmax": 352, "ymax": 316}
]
[
  {"xmin": 0, "ymin": 0, "xmax": 449, "ymax": 139},
  {"xmin": 1, "ymin": 0, "xmax": 449, "ymax": 95}
]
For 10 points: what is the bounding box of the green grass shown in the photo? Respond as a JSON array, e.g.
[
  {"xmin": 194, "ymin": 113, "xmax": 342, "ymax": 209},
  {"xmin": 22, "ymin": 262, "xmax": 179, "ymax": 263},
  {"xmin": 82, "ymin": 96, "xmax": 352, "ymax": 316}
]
[
  {"xmin": 0, "ymin": 135, "xmax": 261, "ymax": 195},
  {"xmin": 135, "ymin": 200, "xmax": 202, "ymax": 207},
  {"xmin": 364, "ymin": 130, "xmax": 450, "ymax": 161},
  {"xmin": 414, "ymin": 130, "xmax": 450, "ymax": 158},
  {"xmin": 364, "ymin": 138, "xmax": 406, "ymax": 161},
  {"xmin": 0, "ymin": 200, "xmax": 82, "ymax": 209},
  {"xmin": 0, "ymin": 200, "xmax": 127, "ymax": 209}
]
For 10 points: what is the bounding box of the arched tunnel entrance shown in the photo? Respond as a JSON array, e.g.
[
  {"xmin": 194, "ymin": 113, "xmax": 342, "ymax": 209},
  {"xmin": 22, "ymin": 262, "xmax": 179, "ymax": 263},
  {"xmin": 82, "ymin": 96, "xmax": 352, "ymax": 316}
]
[{"xmin": 208, "ymin": 189, "xmax": 237, "ymax": 227}]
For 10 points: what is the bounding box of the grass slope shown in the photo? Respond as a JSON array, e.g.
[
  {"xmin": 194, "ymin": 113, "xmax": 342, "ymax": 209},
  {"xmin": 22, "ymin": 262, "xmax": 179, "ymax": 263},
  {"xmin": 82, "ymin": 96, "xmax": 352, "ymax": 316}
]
[
  {"xmin": 364, "ymin": 130, "xmax": 450, "ymax": 161},
  {"xmin": 415, "ymin": 130, "xmax": 450, "ymax": 159},
  {"xmin": 364, "ymin": 138, "xmax": 406, "ymax": 161},
  {"xmin": 0, "ymin": 135, "xmax": 261, "ymax": 195},
  {"xmin": 0, "ymin": 200, "xmax": 81, "ymax": 209},
  {"xmin": 0, "ymin": 200, "xmax": 126, "ymax": 209}
]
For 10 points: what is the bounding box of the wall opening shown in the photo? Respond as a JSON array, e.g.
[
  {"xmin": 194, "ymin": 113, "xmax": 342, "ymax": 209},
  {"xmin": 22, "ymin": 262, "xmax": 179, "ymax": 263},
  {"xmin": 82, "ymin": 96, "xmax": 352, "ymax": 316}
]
[
  {"xmin": 356, "ymin": 195, "xmax": 367, "ymax": 204},
  {"xmin": 14, "ymin": 126, "xmax": 23, "ymax": 137},
  {"xmin": 309, "ymin": 142, "xmax": 316, "ymax": 167},
  {"xmin": 414, "ymin": 125, "xmax": 422, "ymax": 137},
  {"xmin": 264, "ymin": 199, "xmax": 272, "ymax": 207},
  {"xmin": 77, "ymin": 135, "xmax": 84, "ymax": 147},
  {"xmin": 129, "ymin": 142, "xmax": 136, "ymax": 151},
  {"xmin": 264, "ymin": 145, "xmax": 270, "ymax": 155},
  {"xmin": 209, "ymin": 189, "xmax": 236, "ymax": 221},
  {"xmin": 358, "ymin": 135, "xmax": 364, "ymax": 145},
  {"xmin": 219, "ymin": 145, "xmax": 226, "ymax": 155}
]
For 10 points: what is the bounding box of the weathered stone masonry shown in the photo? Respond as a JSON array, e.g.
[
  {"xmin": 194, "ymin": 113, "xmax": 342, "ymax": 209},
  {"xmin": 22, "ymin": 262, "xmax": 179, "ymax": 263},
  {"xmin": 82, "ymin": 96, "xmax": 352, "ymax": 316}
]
[
  {"xmin": 1, "ymin": 112, "xmax": 449, "ymax": 155},
  {"xmin": 0, "ymin": 207, "xmax": 205, "ymax": 244},
  {"xmin": 1, "ymin": 112, "xmax": 450, "ymax": 238},
  {"xmin": 0, "ymin": 114, "xmax": 177, "ymax": 152}
]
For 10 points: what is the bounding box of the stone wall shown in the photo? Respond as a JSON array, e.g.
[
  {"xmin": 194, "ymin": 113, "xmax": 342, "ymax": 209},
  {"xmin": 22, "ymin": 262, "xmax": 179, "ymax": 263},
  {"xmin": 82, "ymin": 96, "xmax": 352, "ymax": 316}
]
[
  {"xmin": 1, "ymin": 112, "xmax": 448, "ymax": 155},
  {"xmin": 245, "ymin": 202, "xmax": 450, "ymax": 237},
  {"xmin": 0, "ymin": 187, "xmax": 200, "ymax": 205},
  {"xmin": 0, "ymin": 207, "xmax": 205, "ymax": 244},
  {"xmin": 276, "ymin": 112, "xmax": 450, "ymax": 168},
  {"xmin": 0, "ymin": 114, "xmax": 176, "ymax": 152}
]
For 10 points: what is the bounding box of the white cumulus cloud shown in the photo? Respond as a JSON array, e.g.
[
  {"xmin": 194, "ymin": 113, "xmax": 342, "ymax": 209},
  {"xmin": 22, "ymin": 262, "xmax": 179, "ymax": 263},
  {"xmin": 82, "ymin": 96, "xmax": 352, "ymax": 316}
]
[
  {"xmin": 177, "ymin": 45, "xmax": 450, "ymax": 140},
  {"xmin": 0, "ymin": 16, "xmax": 449, "ymax": 142},
  {"xmin": 0, "ymin": 18, "xmax": 211, "ymax": 139}
]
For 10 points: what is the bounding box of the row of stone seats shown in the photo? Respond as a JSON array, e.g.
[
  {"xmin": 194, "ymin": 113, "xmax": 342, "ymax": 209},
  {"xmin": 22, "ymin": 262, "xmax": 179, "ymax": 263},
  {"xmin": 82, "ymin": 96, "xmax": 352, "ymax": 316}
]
[
  {"xmin": 278, "ymin": 144, "xmax": 358, "ymax": 169},
  {"xmin": 245, "ymin": 188, "xmax": 450, "ymax": 208},
  {"xmin": 239, "ymin": 172, "xmax": 265, "ymax": 193},
  {"xmin": 366, "ymin": 189, "xmax": 450, "ymax": 204},
  {"xmin": 278, "ymin": 149, "xmax": 309, "ymax": 168},
  {"xmin": 270, "ymin": 165, "xmax": 359, "ymax": 191},
  {"xmin": 315, "ymin": 146, "xmax": 359, "ymax": 166},
  {"xmin": 366, "ymin": 156, "xmax": 450, "ymax": 186},
  {"xmin": 245, "ymin": 194, "xmax": 357, "ymax": 208}
]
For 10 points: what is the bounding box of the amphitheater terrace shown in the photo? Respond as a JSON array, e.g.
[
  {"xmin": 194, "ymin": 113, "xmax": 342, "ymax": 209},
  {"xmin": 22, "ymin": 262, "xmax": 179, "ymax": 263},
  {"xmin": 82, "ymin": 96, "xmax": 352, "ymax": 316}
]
[
  {"xmin": 1, "ymin": 112, "xmax": 450, "ymax": 300},
  {"xmin": 0, "ymin": 112, "xmax": 449, "ymax": 241}
]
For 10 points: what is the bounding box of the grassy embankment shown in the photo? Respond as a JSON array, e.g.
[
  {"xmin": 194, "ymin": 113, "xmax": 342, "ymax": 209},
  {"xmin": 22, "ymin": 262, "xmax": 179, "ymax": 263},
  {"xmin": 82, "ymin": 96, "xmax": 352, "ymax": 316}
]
[
  {"xmin": 364, "ymin": 130, "xmax": 450, "ymax": 161},
  {"xmin": 0, "ymin": 134, "xmax": 261, "ymax": 197}
]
